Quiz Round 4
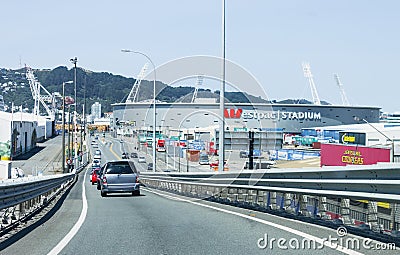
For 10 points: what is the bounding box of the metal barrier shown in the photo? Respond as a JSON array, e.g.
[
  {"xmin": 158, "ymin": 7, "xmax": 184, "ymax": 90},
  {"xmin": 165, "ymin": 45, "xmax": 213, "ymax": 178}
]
[
  {"xmin": 140, "ymin": 163, "xmax": 400, "ymax": 245},
  {"xmin": 0, "ymin": 156, "xmax": 88, "ymax": 235}
]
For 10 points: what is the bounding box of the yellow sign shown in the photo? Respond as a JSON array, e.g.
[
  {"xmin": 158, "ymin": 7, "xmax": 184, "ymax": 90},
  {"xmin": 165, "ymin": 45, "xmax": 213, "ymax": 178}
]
[
  {"xmin": 342, "ymin": 135, "xmax": 356, "ymax": 143},
  {"xmin": 342, "ymin": 150, "xmax": 364, "ymax": 165}
]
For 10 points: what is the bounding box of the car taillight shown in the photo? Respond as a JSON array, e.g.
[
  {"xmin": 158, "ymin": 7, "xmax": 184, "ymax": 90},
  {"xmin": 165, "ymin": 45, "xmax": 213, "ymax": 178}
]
[
  {"xmin": 135, "ymin": 176, "xmax": 140, "ymax": 183},
  {"xmin": 102, "ymin": 176, "xmax": 107, "ymax": 185}
]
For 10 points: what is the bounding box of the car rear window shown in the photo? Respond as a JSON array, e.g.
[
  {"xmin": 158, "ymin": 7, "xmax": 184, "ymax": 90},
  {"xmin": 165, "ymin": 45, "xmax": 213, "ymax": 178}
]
[{"xmin": 105, "ymin": 163, "xmax": 136, "ymax": 174}]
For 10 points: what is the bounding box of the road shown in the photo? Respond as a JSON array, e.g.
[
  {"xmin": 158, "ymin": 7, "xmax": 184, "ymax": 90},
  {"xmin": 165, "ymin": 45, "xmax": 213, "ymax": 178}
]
[
  {"xmin": 12, "ymin": 136, "xmax": 63, "ymax": 175},
  {"xmin": 1, "ymin": 134, "xmax": 397, "ymax": 254}
]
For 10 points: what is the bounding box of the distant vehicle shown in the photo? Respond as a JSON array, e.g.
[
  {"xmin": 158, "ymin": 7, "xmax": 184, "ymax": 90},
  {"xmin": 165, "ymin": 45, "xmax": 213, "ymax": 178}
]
[
  {"xmin": 91, "ymin": 167, "xmax": 101, "ymax": 185},
  {"xmin": 131, "ymin": 152, "xmax": 138, "ymax": 158},
  {"xmin": 244, "ymin": 160, "xmax": 276, "ymax": 169},
  {"xmin": 95, "ymin": 149, "xmax": 101, "ymax": 156},
  {"xmin": 93, "ymin": 159, "xmax": 101, "ymax": 167},
  {"xmin": 199, "ymin": 154, "xmax": 209, "ymax": 165},
  {"xmin": 94, "ymin": 154, "xmax": 101, "ymax": 162},
  {"xmin": 138, "ymin": 156, "xmax": 146, "ymax": 163},
  {"xmin": 156, "ymin": 139, "xmax": 166, "ymax": 152},
  {"xmin": 209, "ymin": 160, "xmax": 227, "ymax": 168},
  {"xmin": 99, "ymin": 161, "xmax": 140, "ymax": 197},
  {"xmin": 120, "ymin": 139, "xmax": 124, "ymax": 143},
  {"xmin": 239, "ymin": 150, "xmax": 261, "ymax": 158},
  {"xmin": 147, "ymin": 163, "xmax": 153, "ymax": 170},
  {"xmin": 122, "ymin": 152, "xmax": 129, "ymax": 159},
  {"xmin": 239, "ymin": 151, "xmax": 248, "ymax": 158}
]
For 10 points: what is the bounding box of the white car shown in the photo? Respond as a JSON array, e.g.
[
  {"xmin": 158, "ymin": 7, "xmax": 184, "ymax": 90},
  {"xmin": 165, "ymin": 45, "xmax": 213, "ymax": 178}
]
[
  {"xmin": 138, "ymin": 156, "xmax": 146, "ymax": 163},
  {"xmin": 95, "ymin": 149, "xmax": 101, "ymax": 155},
  {"xmin": 93, "ymin": 159, "xmax": 101, "ymax": 167},
  {"xmin": 94, "ymin": 154, "xmax": 101, "ymax": 162}
]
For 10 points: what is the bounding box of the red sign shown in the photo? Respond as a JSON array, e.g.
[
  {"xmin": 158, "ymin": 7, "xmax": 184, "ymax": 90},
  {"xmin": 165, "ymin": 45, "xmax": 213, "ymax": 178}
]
[
  {"xmin": 320, "ymin": 143, "xmax": 390, "ymax": 167},
  {"xmin": 224, "ymin": 108, "xmax": 243, "ymax": 119}
]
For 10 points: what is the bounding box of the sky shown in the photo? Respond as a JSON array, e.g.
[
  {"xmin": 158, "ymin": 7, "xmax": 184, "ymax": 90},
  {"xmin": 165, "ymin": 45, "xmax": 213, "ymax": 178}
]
[{"xmin": 1, "ymin": 0, "xmax": 399, "ymax": 113}]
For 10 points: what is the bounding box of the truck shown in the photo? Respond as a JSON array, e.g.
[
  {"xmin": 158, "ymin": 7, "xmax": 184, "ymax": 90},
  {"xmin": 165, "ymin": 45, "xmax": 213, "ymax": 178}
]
[{"xmin": 156, "ymin": 139, "xmax": 166, "ymax": 152}]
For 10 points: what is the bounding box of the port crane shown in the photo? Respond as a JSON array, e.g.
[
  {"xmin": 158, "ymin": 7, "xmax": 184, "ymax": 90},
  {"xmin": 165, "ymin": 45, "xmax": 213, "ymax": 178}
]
[{"xmin": 25, "ymin": 66, "xmax": 58, "ymax": 120}]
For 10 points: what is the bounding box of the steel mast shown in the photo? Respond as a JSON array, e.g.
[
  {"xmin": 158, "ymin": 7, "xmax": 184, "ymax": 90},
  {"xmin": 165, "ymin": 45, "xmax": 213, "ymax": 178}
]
[
  {"xmin": 334, "ymin": 73, "xmax": 350, "ymax": 106},
  {"xmin": 302, "ymin": 62, "xmax": 321, "ymax": 105}
]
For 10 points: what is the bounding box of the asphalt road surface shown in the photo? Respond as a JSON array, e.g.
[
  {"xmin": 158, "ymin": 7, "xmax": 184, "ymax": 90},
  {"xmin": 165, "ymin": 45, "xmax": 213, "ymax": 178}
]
[{"xmin": 1, "ymin": 135, "xmax": 397, "ymax": 255}]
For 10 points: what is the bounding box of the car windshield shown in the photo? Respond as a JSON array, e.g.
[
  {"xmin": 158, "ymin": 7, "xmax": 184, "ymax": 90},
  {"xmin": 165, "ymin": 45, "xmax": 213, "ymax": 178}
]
[{"xmin": 105, "ymin": 163, "xmax": 136, "ymax": 174}]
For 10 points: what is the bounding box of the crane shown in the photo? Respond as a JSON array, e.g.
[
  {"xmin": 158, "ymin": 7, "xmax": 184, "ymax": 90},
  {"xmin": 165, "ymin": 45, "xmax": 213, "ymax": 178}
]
[
  {"xmin": 25, "ymin": 66, "xmax": 57, "ymax": 120},
  {"xmin": 126, "ymin": 63, "xmax": 148, "ymax": 103},
  {"xmin": 302, "ymin": 62, "xmax": 321, "ymax": 105},
  {"xmin": 334, "ymin": 74, "xmax": 350, "ymax": 106}
]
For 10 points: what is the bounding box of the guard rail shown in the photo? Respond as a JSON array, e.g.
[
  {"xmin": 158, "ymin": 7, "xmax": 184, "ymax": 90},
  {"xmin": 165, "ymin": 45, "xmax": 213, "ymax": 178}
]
[{"xmin": 140, "ymin": 163, "xmax": 400, "ymax": 245}]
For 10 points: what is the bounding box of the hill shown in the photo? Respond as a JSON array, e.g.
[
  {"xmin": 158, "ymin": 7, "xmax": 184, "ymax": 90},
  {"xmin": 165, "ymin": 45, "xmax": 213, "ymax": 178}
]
[{"xmin": 0, "ymin": 66, "xmax": 330, "ymax": 114}]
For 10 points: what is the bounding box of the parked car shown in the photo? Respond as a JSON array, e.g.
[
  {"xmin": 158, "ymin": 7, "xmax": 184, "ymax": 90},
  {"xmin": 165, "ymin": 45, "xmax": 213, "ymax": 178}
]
[
  {"xmin": 99, "ymin": 161, "xmax": 140, "ymax": 197},
  {"xmin": 131, "ymin": 152, "xmax": 138, "ymax": 158},
  {"xmin": 147, "ymin": 163, "xmax": 153, "ymax": 170},
  {"xmin": 138, "ymin": 156, "xmax": 146, "ymax": 163}
]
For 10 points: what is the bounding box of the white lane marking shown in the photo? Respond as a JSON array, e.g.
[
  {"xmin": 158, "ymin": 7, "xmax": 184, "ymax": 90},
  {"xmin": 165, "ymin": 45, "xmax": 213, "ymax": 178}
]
[
  {"xmin": 47, "ymin": 170, "xmax": 88, "ymax": 255},
  {"xmin": 143, "ymin": 188, "xmax": 363, "ymax": 255}
]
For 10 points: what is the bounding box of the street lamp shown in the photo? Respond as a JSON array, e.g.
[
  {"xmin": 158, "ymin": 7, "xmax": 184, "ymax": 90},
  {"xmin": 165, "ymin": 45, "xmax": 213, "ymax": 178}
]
[
  {"xmin": 62, "ymin": 81, "xmax": 73, "ymax": 173},
  {"xmin": 121, "ymin": 49, "xmax": 157, "ymax": 172},
  {"xmin": 219, "ymin": 0, "xmax": 227, "ymax": 172},
  {"xmin": 70, "ymin": 57, "xmax": 78, "ymax": 169},
  {"xmin": 355, "ymin": 117, "xmax": 394, "ymax": 162}
]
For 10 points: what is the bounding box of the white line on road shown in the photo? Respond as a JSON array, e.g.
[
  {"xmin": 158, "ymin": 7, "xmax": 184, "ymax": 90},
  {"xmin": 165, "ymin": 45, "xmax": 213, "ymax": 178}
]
[
  {"xmin": 47, "ymin": 170, "xmax": 88, "ymax": 255},
  {"xmin": 143, "ymin": 188, "xmax": 364, "ymax": 255}
]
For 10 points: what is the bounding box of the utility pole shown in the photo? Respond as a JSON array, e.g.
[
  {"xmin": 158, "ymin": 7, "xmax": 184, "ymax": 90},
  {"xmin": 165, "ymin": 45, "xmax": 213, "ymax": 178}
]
[
  {"xmin": 70, "ymin": 57, "xmax": 78, "ymax": 169},
  {"xmin": 248, "ymin": 130, "xmax": 254, "ymax": 170}
]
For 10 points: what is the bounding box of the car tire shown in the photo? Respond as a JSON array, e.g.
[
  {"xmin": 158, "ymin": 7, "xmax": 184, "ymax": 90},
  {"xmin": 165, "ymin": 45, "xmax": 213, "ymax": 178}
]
[
  {"xmin": 97, "ymin": 182, "xmax": 101, "ymax": 190},
  {"xmin": 101, "ymin": 191, "xmax": 107, "ymax": 197},
  {"xmin": 132, "ymin": 190, "xmax": 140, "ymax": 196},
  {"xmin": 91, "ymin": 181, "xmax": 94, "ymax": 185}
]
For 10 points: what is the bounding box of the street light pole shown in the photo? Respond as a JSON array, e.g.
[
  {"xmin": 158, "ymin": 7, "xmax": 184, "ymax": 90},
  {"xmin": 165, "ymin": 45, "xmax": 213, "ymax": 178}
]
[
  {"xmin": 67, "ymin": 105, "xmax": 71, "ymax": 171},
  {"xmin": 70, "ymin": 57, "xmax": 78, "ymax": 169},
  {"xmin": 356, "ymin": 117, "xmax": 397, "ymax": 231},
  {"xmin": 356, "ymin": 117, "xmax": 394, "ymax": 163},
  {"xmin": 218, "ymin": 0, "xmax": 226, "ymax": 172},
  {"xmin": 62, "ymin": 81, "xmax": 73, "ymax": 173},
  {"xmin": 121, "ymin": 49, "xmax": 157, "ymax": 173}
]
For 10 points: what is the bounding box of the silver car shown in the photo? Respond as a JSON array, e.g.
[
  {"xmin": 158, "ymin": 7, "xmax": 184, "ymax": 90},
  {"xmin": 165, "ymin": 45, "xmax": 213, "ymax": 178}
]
[{"xmin": 99, "ymin": 161, "xmax": 140, "ymax": 197}]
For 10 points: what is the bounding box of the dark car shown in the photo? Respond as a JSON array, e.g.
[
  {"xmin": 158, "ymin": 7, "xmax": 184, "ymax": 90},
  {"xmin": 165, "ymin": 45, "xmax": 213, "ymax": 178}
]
[
  {"xmin": 147, "ymin": 163, "xmax": 153, "ymax": 170},
  {"xmin": 122, "ymin": 152, "xmax": 129, "ymax": 159},
  {"xmin": 99, "ymin": 161, "xmax": 140, "ymax": 197},
  {"xmin": 131, "ymin": 152, "xmax": 138, "ymax": 158}
]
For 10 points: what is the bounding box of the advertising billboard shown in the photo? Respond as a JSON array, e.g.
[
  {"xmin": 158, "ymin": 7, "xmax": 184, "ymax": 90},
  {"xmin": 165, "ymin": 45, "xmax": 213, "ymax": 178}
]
[
  {"xmin": 339, "ymin": 132, "xmax": 366, "ymax": 145},
  {"xmin": 320, "ymin": 143, "xmax": 390, "ymax": 166}
]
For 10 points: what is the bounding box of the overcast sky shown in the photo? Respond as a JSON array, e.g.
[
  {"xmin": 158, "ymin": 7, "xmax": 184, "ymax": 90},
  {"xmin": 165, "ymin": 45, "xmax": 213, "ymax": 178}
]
[{"xmin": 2, "ymin": 1, "xmax": 399, "ymax": 112}]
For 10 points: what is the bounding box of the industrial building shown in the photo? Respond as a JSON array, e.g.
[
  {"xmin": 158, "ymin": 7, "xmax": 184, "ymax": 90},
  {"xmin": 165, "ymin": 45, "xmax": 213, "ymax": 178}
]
[{"xmin": 0, "ymin": 111, "xmax": 38, "ymax": 160}]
